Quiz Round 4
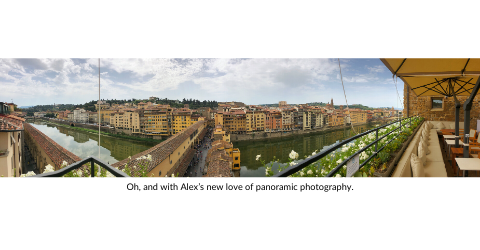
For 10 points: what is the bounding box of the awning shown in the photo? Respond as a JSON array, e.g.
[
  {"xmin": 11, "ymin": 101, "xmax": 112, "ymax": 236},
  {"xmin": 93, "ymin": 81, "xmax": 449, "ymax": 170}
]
[{"xmin": 381, "ymin": 58, "xmax": 480, "ymax": 97}]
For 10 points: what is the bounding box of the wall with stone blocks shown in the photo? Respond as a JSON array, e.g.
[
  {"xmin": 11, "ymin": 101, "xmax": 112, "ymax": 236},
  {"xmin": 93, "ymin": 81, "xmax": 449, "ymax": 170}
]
[{"xmin": 403, "ymin": 83, "xmax": 480, "ymax": 130}]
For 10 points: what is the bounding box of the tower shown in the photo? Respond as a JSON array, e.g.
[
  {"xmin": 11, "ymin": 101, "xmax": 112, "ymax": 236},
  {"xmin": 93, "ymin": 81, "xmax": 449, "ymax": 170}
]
[{"xmin": 331, "ymin": 98, "xmax": 333, "ymax": 107}]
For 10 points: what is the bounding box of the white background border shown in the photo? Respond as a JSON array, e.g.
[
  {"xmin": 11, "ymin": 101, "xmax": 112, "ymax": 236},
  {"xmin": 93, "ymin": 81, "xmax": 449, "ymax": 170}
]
[{"xmin": 2, "ymin": 1, "xmax": 480, "ymax": 249}]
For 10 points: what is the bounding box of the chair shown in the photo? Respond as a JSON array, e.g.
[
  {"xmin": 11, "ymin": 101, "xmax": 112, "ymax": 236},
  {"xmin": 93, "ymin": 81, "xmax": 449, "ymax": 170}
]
[{"xmin": 470, "ymin": 134, "xmax": 480, "ymax": 158}]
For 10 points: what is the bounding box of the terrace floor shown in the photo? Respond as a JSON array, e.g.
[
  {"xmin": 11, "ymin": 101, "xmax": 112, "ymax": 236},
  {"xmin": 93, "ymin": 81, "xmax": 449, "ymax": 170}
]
[{"xmin": 437, "ymin": 134, "xmax": 480, "ymax": 177}]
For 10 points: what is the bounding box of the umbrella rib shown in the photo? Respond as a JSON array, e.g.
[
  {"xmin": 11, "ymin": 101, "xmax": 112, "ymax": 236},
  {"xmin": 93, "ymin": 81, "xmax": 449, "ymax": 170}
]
[
  {"xmin": 418, "ymin": 81, "xmax": 446, "ymax": 96},
  {"xmin": 393, "ymin": 58, "xmax": 407, "ymax": 76},
  {"xmin": 454, "ymin": 78, "xmax": 473, "ymax": 95},
  {"xmin": 436, "ymin": 78, "xmax": 449, "ymax": 95},
  {"xmin": 461, "ymin": 58, "xmax": 470, "ymax": 76},
  {"xmin": 411, "ymin": 78, "xmax": 446, "ymax": 90}
]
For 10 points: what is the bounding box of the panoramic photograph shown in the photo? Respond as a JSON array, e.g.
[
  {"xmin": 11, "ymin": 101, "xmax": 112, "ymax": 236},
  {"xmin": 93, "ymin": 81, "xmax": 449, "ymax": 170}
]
[{"xmin": 1, "ymin": 58, "xmax": 479, "ymax": 178}]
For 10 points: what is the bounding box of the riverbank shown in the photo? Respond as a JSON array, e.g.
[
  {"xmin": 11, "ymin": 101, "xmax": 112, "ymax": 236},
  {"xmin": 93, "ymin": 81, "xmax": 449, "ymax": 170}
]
[
  {"xmin": 42, "ymin": 120, "xmax": 164, "ymax": 143},
  {"xmin": 231, "ymin": 121, "xmax": 385, "ymax": 142},
  {"xmin": 236, "ymin": 121, "xmax": 384, "ymax": 177}
]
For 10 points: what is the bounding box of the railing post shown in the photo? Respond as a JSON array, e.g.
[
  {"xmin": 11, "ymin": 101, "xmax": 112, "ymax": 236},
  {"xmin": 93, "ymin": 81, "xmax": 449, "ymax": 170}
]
[
  {"xmin": 400, "ymin": 118, "xmax": 402, "ymax": 132},
  {"xmin": 375, "ymin": 127, "xmax": 379, "ymax": 153},
  {"xmin": 91, "ymin": 158, "xmax": 94, "ymax": 177}
]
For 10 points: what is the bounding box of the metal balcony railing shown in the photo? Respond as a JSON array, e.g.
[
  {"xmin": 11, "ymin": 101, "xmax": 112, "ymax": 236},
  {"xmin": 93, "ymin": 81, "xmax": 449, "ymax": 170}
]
[
  {"xmin": 273, "ymin": 116, "xmax": 420, "ymax": 177},
  {"xmin": 30, "ymin": 156, "xmax": 129, "ymax": 177}
]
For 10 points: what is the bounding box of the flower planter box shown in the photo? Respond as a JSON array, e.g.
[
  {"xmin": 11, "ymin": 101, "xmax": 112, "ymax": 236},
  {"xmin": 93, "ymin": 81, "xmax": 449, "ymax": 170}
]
[
  {"xmin": 0, "ymin": 150, "xmax": 8, "ymax": 157},
  {"xmin": 374, "ymin": 120, "xmax": 424, "ymax": 177}
]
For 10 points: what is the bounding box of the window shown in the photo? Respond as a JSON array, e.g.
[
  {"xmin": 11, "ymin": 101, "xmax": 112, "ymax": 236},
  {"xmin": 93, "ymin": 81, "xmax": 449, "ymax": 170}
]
[
  {"xmin": 235, "ymin": 157, "xmax": 238, "ymax": 160},
  {"xmin": 432, "ymin": 97, "xmax": 443, "ymax": 110}
]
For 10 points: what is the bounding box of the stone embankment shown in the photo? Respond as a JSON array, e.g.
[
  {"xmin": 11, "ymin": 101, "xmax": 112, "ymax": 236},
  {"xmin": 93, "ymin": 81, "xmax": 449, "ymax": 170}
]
[{"xmin": 33, "ymin": 117, "xmax": 163, "ymax": 140}]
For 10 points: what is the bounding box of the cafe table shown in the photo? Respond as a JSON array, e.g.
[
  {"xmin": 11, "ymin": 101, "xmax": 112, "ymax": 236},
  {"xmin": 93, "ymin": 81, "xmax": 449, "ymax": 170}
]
[{"xmin": 455, "ymin": 158, "xmax": 480, "ymax": 177}]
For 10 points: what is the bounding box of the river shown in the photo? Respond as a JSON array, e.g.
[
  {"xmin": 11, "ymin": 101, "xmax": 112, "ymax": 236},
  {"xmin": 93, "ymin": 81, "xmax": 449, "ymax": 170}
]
[
  {"xmin": 236, "ymin": 123, "xmax": 385, "ymax": 177},
  {"xmin": 28, "ymin": 120, "xmax": 383, "ymax": 176},
  {"xmin": 28, "ymin": 121, "xmax": 158, "ymax": 164}
]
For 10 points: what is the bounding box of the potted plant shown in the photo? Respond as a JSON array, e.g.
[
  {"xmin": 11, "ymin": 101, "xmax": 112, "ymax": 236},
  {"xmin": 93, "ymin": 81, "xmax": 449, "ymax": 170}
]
[{"xmin": 0, "ymin": 150, "xmax": 7, "ymax": 156}]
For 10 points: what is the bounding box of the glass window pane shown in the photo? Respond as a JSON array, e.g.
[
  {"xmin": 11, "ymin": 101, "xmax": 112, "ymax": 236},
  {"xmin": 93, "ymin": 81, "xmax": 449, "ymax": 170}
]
[{"xmin": 432, "ymin": 99, "xmax": 443, "ymax": 109}]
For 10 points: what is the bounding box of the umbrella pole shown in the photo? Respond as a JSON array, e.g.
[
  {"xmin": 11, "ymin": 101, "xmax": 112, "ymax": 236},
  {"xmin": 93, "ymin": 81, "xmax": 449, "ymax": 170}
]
[
  {"xmin": 455, "ymin": 102, "xmax": 460, "ymax": 148},
  {"xmin": 448, "ymin": 80, "xmax": 461, "ymax": 148},
  {"xmin": 463, "ymin": 77, "xmax": 480, "ymax": 163}
]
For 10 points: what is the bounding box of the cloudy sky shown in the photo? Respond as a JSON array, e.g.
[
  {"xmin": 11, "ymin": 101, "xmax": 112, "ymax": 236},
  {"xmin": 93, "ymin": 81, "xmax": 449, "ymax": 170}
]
[{"xmin": 0, "ymin": 58, "xmax": 403, "ymax": 108}]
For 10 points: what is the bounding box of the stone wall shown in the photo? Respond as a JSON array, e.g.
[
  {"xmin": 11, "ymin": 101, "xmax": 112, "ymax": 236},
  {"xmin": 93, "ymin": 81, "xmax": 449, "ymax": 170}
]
[
  {"xmin": 403, "ymin": 83, "xmax": 480, "ymax": 129},
  {"xmin": 38, "ymin": 118, "xmax": 163, "ymax": 140}
]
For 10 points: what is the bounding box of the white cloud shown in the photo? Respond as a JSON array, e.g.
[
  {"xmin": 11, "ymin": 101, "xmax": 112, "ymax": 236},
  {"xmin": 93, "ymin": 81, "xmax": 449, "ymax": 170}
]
[
  {"xmin": 367, "ymin": 65, "xmax": 385, "ymax": 73},
  {"xmin": 0, "ymin": 58, "xmax": 400, "ymax": 108}
]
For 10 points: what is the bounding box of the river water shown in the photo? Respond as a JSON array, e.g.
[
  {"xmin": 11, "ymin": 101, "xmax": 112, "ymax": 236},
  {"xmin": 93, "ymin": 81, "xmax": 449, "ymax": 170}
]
[
  {"xmin": 28, "ymin": 120, "xmax": 383, "ymax": 177},
  {"xmin": 236, "ymin": 123, "xmax": 385, "ymax": 177},
  {"xmin": 28, "ymin": 121, "xmax": 158, "ymax": 164}
]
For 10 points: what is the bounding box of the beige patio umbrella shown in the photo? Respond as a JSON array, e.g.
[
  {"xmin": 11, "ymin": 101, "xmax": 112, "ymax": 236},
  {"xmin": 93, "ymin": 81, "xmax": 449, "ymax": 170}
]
[
  {"xmin": 381, "ymin": 58, "xmax": 480, "ymax": 97},
  {"xmin": 381, "ymin": 58, "xmax": 480, "ymax": 159}
]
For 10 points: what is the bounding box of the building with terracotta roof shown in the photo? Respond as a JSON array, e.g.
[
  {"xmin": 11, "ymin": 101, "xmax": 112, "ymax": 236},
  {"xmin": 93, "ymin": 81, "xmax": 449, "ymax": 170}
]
[
  {"xmin": 246, "ymin": 110, "xmax": 265, "ymax": 132},
  {"xmin": 0, "ymin": 103, "xmax": 25, "ymax": 177},
  {"xmin": 73, "ymin": 108, "xmax": 89, "ymax": 123},
  {"xmin": 220, "ymin": 111, "xmax": 246, "ymax": 134},
  {"xmin": 94, "ymin": 100, "xmax": 110, "ymax": 110},
  {"xmin": 172, "ymin": 108, "xmax": 194, "ymax": 135},
  {"xmin": 204, "ymin": 139, "xmax": 240, "ymax": 176},
  {"xmin": 265, "ymin": 110, "xmax": 282, "ymax": 132},
  {"xmin": 213, "ymin": 124, "xmax": 230, "ymax": 142}
]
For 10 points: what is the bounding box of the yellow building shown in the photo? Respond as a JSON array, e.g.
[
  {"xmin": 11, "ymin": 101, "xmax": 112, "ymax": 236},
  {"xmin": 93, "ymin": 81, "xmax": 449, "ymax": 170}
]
[
  {"xmin": 99, "ymin": 109, "xmax": 117, "ymax": 125},
  {"xmin": 222, "ymin": 111, "xmax": 246, "ymax": 133},
  {"xmin": 345, "ymin": 109, "xmax": 368, "ymax": 125},
  {"xmin": 0, "ymin": 112, "xmax": 24, "ymax": 177},
  {"xmin": 172, "ymin": 108, "xmax": 193, "ymax": 135},
  {"xmin": 246, "ymin": 110, "xmax": 265, "ymax": 132},
  {"xmin": 94, "ymin": 100, "xmax": 110, "ymax": 110},
  {"xmin": 144, "ymin": 106, "xmax": 172, "ymax": 136},
  {"xmin": 207, "ymin": 140, "xmax": 241, "ymax": 173},
  {"xmin": 214, "ymin": 124, "xmax": 230, "ymax": 142},
  {"xmin": 215, "ymin": 112, "xmax": 224, "ymax": 126}
]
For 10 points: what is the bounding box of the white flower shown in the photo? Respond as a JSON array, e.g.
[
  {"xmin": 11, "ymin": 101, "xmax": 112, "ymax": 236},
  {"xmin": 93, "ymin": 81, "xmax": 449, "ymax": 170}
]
[
  {"xmin": 256, "ymin": 155, "xmax": 261, "ymax": 161},
  {"xmin": 43, "ymin": 164, "xmax": 55, "ymax": 173},
  {"xmin": 289, "ymin": 162, "xmax": 297, "ymax": 166},
  {"xmin": 335, "ymin": 174, "xmax": 341, "ymax": 178},
  {"xmin": 336, "ymin": 159, "xmax": 342, "ymax": 164},
  {"xmin": 129, "ymin": 156, "xmax": 132, "ymax": 160},
  {"xmin": 312, "ymin": 150, "xmax": 317, "ymax": 156},
  {"xmin": 20, "ymin": 171, "xmax": 36, "ymax": 177},
  {"xmin": 77, "ymin": 170, "xmax": 82, "ymax": 176},
  {"xmin": 106, "ymin": 171, "xmax": 115, "ymax": 178},
  {"xmin": 300, "ymin": 172, "xmax": 305, "ymax": 177},
  {"xmin": 289, "ymin": 150, "xmax": 299, "ymax": 160},
  {"xmin": 344, "ymin": 156, "xmax": 347, "ymax": 160},
  {"xmin": 62, "ymin": 161, "xmax": 68, "ymax": 167},
  {"xmin": 146, "ymin": 154, "xmax": 152, "ymax": 162},
  {"xmin": 171, "ymin": 174, "xmax": 175, "ymax": 177},
  {"xmin": 307, "ymin": 170, "xmax": 313, "ymax": 175},
  {"xmin": 321, "ymin": 169, "xmax": 326, "ymax": 175}
]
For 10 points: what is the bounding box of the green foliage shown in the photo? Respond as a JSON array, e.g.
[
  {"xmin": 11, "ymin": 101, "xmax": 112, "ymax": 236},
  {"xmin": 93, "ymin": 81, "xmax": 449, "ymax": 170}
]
[
  {"xmin": 261, "ymin": 116, "xmax": 424, "ymax": 178},
  {"xmin": 378, "ymin": 151, "xmax": 390, "ymax": 163}
]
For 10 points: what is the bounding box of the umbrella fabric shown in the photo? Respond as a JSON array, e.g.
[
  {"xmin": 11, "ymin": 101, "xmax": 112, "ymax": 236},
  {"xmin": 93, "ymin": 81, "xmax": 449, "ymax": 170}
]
[{"xmin": 381, "ymin": 58, "xmax": 480, "ymax": 97}]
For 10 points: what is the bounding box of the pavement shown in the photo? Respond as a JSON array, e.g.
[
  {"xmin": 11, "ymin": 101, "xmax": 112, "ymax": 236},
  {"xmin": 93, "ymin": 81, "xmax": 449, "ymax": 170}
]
[{"xmin": 185, "ymin": 130, "xmax": 213, "ymax": 177}]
